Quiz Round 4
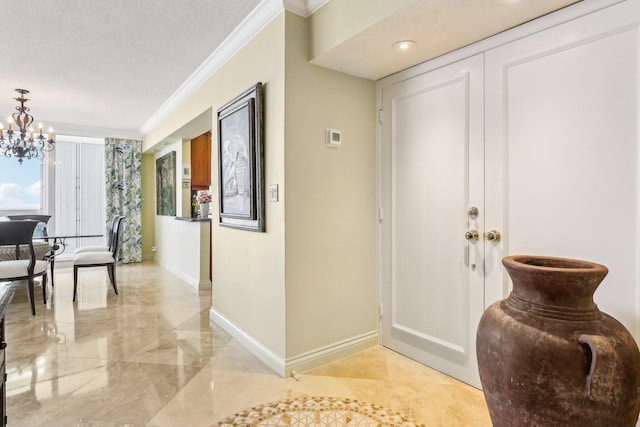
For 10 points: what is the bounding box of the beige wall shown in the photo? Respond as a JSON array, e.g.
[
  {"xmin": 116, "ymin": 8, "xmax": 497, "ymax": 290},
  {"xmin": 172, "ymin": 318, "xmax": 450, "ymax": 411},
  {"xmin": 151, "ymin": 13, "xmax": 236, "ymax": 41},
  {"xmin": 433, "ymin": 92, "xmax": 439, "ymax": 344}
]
[
  {"xmin": 141, "ymin": 9, "xmax": 378, "ymax": 367},
  {"xmin": 309, "ymin": 0, "xmax": 413, "ymax": 60},
  {"xmin": 143, "ymin": 14, "xmax": 287, "ymax": 357},
  {"xmin": 154, "ymin": 215, "xmax": 211, "ymax": 289},
  {"xmin": 141, "ymin": 152, "xmax": 156, "ymax": 261},
  {"xmin": 284, "ymin": 13, "xmax": 378, "ymax": 357}
]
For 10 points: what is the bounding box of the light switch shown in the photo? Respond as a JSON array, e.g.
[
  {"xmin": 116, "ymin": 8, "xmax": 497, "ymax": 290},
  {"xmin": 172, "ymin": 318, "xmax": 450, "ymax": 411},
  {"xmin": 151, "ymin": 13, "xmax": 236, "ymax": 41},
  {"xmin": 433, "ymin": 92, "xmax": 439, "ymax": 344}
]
[{"xmin": 269, "ymin": 184, "xmax": 279, "ymax": 202}]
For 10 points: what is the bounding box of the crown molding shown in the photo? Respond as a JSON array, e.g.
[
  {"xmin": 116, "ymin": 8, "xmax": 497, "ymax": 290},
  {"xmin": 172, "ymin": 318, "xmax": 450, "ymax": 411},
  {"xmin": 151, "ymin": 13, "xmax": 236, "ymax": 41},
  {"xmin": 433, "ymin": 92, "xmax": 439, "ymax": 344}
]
[
  {"xmin": 139, "ymin": 0, "xmax": 284, "ymax": 135},
  {"xmin": 306, "ymin": 0, "xmax": 330, "ymax": 15},
  {"xmin": 282, "ymin": 0, "xmax": 308, "ymax": 16},
  {"xmin": 283, "ymin": 0, "xmax": 330, "ymax": 17},
  {"xmin": 140, "ymin": 0, "xmax": 332, "ymax": 136},
  {"xmin": 51, "ymin": 121, "xmax": 142, "ymax": 140}
]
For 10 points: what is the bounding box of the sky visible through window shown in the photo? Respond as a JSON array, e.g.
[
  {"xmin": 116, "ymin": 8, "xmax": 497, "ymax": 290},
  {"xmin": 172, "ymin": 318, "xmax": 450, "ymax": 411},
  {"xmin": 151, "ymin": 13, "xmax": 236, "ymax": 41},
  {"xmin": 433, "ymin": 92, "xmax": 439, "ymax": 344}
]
[{"xmin": 0, "ymin": 156, "xmax": 41, "ymax": 209}]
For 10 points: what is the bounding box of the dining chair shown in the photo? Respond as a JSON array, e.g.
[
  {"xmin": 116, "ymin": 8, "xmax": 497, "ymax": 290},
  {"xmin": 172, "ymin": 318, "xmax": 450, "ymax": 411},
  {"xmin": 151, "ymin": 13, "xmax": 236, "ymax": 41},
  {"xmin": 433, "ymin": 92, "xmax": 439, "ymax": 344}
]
[
  {"xmin": 0, "ymin": 220, "xmax": 49, "ymax": 315},
  {"xmin": 6, "ymin": 214, "xmax": 56, "ymax": 280},
  {"xmin": 7, "ymin": 215, "xmax": 52, "ymax": 238},
  {"xmin": 73, "ymin": 216, "xmax": 124, "ymax": 301},
  {"xmin": 6, "ymin": 214, "xmax": 54, "ymax": 256},
  {"xmin": 73, "ymin": 215, "xmax": 122, "ymax": 255}
]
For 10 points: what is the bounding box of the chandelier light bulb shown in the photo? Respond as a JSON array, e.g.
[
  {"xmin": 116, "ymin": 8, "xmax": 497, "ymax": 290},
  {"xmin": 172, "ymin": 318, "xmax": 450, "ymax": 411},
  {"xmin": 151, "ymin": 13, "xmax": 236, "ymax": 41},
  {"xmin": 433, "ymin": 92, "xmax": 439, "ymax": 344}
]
[{"xmin": 0, "ymin": 89, "xmax": 56, "ymax": 164}]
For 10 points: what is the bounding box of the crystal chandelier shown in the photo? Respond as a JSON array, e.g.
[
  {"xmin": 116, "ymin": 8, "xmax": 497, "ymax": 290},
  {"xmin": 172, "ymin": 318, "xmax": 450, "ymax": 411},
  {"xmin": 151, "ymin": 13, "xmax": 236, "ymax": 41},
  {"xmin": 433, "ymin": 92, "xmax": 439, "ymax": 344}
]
[{"xmin": 0, "ymin": 89, "xmax": 55, "ymax": 164}]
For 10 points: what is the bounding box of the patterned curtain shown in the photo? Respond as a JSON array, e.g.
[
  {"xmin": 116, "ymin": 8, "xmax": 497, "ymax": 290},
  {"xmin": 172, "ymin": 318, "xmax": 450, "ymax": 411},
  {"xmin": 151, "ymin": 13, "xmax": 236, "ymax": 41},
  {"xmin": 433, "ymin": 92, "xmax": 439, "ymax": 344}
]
[{"xmin": 105, "ymin": 138, "xmax": 142, "ymax": 263}]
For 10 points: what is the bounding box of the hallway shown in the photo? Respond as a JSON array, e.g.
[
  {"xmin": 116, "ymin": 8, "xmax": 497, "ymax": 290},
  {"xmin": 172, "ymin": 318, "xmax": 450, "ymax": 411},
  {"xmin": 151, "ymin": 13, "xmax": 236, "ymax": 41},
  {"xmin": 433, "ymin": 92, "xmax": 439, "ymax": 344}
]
[{"xmin": 4, "ymin": 262, "xmax": 490, "ymax": 426}]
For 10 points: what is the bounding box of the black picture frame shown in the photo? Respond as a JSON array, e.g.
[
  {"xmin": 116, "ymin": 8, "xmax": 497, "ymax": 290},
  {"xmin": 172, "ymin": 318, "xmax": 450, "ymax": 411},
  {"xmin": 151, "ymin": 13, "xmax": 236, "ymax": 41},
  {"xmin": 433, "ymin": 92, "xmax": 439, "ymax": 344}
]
[
  {"xmin": 156, "ymin": 151, "xmax": 176, "ymax": 216},
  {"xmin": 217, "ymin": 83, "xmax": 264, "ymax": 232}
]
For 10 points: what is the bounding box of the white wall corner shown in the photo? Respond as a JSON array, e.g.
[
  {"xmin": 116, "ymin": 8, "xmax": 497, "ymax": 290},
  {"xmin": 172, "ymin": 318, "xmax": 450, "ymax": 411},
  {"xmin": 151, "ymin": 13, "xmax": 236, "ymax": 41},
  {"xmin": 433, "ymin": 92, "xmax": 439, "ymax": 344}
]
[
  {"xmin": 198, "ymin": 279, "xmax": 212, "ymax": 290},
  {"xmin": 210, "ymin": 308, "xmax": 287, "ymax": 376},
  {"xmin": 158, "ymin": 259, "xmax": 200, "ymax": 289},
  {"xmin": 305, "ymin": 0, "xmax": 330, "ymax": 15},
  {"xmin": 284, "ymin": 331, "xmax": 379, "ymax": 377},
  {"xmin": 209, "ymin": 305, "xmax": 380, "ymax": 378},
  {"xmin": 283, "ymin": 0, "xmax": 329, "ymax": 17}
]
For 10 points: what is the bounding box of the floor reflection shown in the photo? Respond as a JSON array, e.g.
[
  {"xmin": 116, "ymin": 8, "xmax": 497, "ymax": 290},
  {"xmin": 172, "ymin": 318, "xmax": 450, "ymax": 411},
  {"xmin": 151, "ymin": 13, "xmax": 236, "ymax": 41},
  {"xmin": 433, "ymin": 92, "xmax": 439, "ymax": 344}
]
[{"xmin": 4, "ymin": 262, "xmax": 491, "ymax": 427}]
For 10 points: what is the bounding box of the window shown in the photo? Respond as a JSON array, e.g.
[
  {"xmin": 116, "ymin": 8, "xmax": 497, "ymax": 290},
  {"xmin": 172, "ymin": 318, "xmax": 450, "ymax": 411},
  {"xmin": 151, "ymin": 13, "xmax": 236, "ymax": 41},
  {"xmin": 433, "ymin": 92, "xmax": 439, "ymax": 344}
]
[
  {"xmin": 0, "ymin": 136, "xmax": 106, "ymax": 257},
  {"xmin": 51, "ymin": 135, "xmax": 106, "ymax": 255},
  {"xmin": 0, "ymin": 155, "xmax": 42, "ymax": 211}
]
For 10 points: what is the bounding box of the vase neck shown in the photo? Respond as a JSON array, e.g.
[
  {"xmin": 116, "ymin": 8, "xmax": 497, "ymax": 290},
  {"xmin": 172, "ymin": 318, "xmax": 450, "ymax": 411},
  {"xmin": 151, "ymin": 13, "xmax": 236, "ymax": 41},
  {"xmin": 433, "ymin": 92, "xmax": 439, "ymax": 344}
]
[
  {"xmin": 502, "ymin": 256, "xmax": 607, "ymax": 319},
  {"xmin": 506, "ymin": 293, "xmax": 601, "ymax": 321}
]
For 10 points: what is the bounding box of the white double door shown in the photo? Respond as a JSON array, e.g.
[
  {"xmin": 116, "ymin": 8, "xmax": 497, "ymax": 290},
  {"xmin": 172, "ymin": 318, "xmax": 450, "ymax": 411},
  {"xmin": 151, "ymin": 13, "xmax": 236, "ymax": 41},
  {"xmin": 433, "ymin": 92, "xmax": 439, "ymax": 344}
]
[{"xmin": 379, "ymin": 0, "xmax": 640, "ymax": 389}]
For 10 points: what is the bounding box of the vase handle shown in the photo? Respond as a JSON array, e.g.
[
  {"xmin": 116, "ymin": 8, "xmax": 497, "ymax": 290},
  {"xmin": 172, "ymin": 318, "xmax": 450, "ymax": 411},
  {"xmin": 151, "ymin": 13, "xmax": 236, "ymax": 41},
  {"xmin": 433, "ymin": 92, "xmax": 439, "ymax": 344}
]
[{"xmin": 578, "ymin": 334, "xmax": 616, "ymax": 398}]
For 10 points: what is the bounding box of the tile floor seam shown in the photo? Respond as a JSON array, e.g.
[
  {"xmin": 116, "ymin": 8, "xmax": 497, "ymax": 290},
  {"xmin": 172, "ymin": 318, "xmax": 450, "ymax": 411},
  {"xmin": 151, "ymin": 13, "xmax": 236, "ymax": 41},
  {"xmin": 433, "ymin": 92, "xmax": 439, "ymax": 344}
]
[{"xmin": 4, "ymin": 262, "xmax": 491, "ymax": 426}]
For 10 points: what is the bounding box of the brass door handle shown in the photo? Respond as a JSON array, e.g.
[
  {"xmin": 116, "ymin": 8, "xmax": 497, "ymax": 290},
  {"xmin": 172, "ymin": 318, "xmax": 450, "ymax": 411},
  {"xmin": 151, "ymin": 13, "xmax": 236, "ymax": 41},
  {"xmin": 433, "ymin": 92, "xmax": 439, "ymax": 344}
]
[
  {"xmin": 485, "ymin": 230, "xmax": 501, "ymax": 242},
  {"xmin": 465, "ymin": 230, "xmax": 479, "ymax": 241}
]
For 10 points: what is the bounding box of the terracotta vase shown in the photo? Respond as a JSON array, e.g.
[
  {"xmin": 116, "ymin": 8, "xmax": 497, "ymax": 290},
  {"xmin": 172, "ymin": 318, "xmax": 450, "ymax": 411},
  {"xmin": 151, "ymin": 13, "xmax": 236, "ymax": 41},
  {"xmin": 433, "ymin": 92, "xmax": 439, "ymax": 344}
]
[{"xmin": 476, "ymin": 255, "xmax": 640, "ymax": 426}]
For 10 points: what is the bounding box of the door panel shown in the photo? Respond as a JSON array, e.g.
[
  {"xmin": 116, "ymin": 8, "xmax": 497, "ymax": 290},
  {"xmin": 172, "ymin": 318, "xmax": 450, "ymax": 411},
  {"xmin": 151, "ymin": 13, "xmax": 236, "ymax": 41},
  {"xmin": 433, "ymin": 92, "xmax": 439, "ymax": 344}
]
[
  {"xmin": 485, "ymin": 1, "xmax": 640, "ymax": 339},
  {"xmin": 380, "ymin": 54, "xmax": 484, "ymax": 387},
  {"xmin": 379, "ymin": 0, "xmax": 640, "ymax": 390}
]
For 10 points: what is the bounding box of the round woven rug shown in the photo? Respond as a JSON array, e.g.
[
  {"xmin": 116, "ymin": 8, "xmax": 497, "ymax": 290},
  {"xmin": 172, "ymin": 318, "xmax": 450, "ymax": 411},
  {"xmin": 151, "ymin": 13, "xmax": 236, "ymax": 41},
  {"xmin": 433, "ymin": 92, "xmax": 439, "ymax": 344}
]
[{"xmin": 214, "ymin": 396, "xmax": 425, "ymax": 427}]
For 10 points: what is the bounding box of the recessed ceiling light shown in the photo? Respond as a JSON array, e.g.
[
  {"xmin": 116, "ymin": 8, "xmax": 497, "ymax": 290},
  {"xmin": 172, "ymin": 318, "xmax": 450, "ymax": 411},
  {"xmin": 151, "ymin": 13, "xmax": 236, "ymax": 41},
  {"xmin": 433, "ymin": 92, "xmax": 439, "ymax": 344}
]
[{"xmin": 393, "ymin": 40, "xmax": 416, "ymax": 51}]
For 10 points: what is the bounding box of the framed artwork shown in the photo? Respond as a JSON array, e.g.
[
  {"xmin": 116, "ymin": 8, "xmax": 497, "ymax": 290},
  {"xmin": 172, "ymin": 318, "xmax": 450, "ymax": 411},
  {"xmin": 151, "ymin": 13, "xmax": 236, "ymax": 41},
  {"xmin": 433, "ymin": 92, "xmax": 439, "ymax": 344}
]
[
  {"xmin": 156, "ymin": 151, "xmax": 176, "ymax": 216},
  {"xmin": 182, "ymin": 164, "xmax": 191, "ymax": 179},
  {"xmin": 217, "ymin": 82, "xmax": 264, "ymax": 232}
]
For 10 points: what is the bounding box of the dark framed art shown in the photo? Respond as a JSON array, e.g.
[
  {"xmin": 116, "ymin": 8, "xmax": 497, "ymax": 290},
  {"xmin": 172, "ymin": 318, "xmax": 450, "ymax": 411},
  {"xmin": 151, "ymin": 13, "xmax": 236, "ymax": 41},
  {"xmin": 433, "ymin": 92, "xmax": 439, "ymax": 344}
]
[
  {"xmin": 156, "ymin": 151, "xmax": 176, "ymax": 216},
  {"xmin": 217, "ymin": 82, "xmax": 264, "ymax": 232}
]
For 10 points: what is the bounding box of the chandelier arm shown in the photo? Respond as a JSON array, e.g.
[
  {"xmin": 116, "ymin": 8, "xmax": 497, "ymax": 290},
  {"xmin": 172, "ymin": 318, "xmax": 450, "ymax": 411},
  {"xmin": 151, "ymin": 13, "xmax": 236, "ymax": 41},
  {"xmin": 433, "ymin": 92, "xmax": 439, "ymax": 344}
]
[
  {"xmin": 12, "ymin": 92, "xmax": 34, "ymax": 133},
  {"xmin": 0, "ymin": 89, "xmax": 55, "ymax": 164}
]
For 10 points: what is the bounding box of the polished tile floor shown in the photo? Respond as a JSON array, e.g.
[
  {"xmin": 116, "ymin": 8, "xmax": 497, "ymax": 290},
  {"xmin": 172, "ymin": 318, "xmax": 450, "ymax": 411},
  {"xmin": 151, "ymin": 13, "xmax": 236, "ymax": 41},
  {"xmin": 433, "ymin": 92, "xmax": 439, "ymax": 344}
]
[{"xmin": 4, "ymin": 262, "xmax": 491, "ymax": 426}]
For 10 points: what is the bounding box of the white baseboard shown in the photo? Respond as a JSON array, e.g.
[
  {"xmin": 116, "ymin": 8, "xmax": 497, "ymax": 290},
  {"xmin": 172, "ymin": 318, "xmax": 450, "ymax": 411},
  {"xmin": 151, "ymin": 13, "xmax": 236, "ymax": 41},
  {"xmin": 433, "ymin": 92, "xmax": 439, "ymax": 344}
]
[
  {"xmin": 197, "ymin": 279, "xmax": 212, "ymax": 290},
  {"xmin": 284, "ymin": 330, "xmax": 378, "ymax": 377},
  {"xmin": 209, "ymin": 308, "xmax": 286, "ymax": 376},
  {"xmin": 209, "ymin": 308, "xmax": 379, "ymax": 378},
  {"xmin": 157, "ymin": 258, "xmax": 211, "ymax": 290}
]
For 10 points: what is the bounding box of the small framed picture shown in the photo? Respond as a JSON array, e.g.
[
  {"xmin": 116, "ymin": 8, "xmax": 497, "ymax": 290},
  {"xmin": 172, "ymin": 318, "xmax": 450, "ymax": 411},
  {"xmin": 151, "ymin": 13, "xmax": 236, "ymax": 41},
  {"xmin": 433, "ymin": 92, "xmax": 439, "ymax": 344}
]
[
  {"xmin": 182, "ymin": 164, "xmax": 191, "ymax": 179},
  {"xmin": 156, "ymin": 152, "xmax": 176, "ymax": 216}
]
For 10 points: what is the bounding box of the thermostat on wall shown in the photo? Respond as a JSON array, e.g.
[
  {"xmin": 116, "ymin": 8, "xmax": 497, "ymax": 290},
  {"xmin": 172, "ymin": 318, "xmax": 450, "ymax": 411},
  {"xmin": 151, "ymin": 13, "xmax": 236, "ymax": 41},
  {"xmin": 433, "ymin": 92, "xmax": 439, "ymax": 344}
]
[{"xmin": 326, "ymin": 128, "xmax": 341, "ymax": 147}]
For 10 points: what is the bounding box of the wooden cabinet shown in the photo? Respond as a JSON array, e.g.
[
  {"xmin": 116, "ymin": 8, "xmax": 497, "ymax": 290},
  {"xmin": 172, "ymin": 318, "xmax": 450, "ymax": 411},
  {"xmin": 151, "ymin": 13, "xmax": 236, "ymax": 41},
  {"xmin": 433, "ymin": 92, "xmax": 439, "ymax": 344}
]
[{"xmin": 191, "ymin": 131, "xmax": 211, "ymax": 190}]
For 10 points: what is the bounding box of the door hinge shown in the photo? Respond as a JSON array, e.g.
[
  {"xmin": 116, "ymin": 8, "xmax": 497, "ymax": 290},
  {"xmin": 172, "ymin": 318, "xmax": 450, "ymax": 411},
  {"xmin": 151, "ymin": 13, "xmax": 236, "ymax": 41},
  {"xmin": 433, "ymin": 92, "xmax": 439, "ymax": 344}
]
[
  {"xmin": 379, "ymin": 303, "xmax": 383, "ymax": 318},
  {"xmin": 378, "ymin": 109, "xmax": 383, "ymax": 124},
  {"xmin": 378, "ymin": 207, "xmax": 384, "ymax": 223}
]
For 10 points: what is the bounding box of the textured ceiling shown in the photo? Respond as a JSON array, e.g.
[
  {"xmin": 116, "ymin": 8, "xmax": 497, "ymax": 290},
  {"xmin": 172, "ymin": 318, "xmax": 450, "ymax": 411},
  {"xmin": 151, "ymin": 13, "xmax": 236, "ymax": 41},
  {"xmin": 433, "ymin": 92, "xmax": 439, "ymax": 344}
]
[
  {"xmin": 0, "ymin": 0, "xmax": 261, "ymax": 139},
  {"xmin": 0, "ymin": 0, "xmax": 586, "ymax": 141}
]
